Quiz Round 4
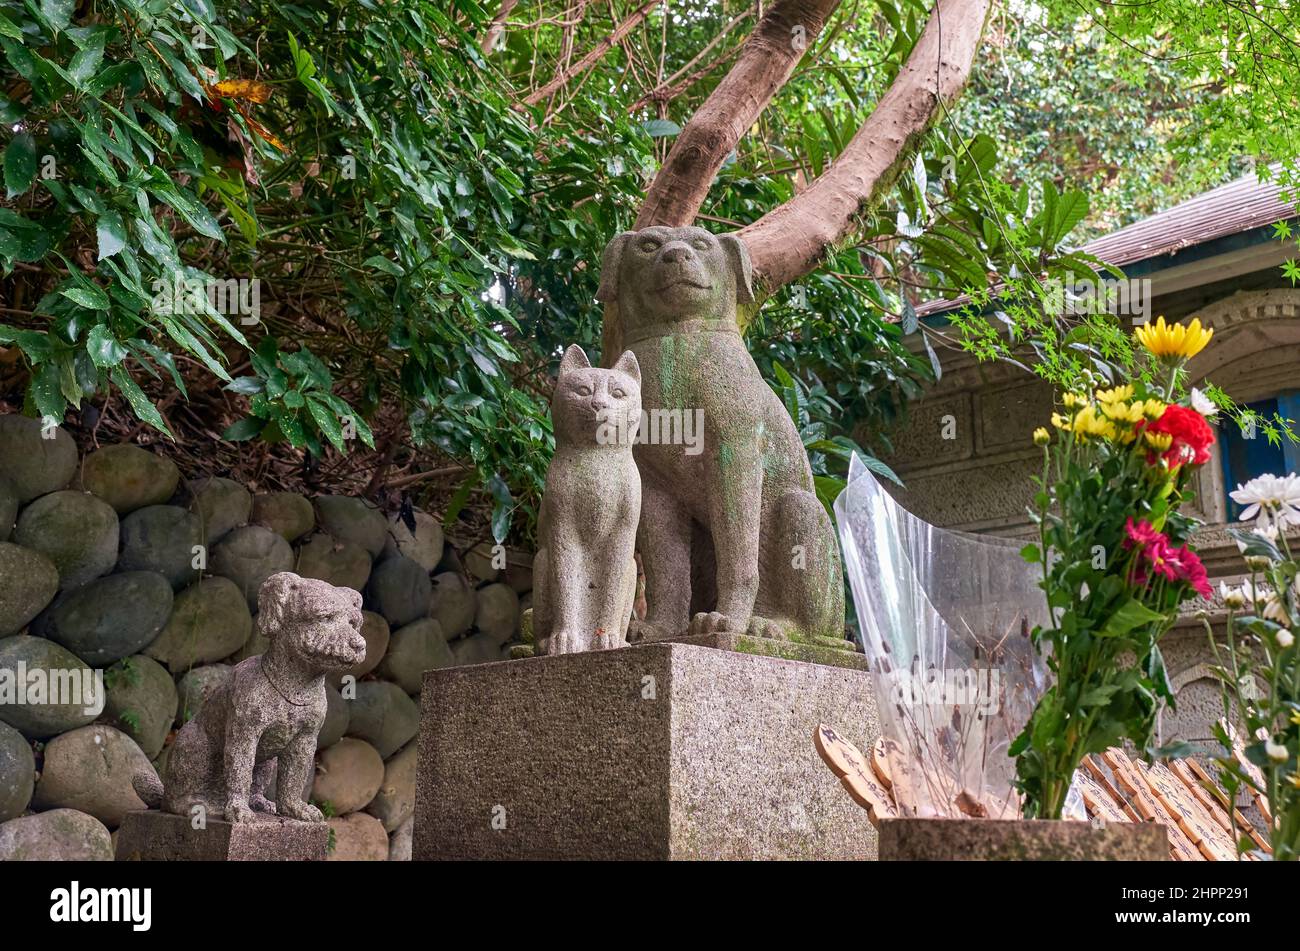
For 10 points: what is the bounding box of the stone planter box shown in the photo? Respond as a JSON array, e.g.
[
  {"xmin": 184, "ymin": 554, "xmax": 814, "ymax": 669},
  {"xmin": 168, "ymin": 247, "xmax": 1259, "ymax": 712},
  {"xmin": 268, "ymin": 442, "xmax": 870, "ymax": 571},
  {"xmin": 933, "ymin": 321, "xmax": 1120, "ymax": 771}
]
[{"xmin": 878, "ymin": 817, "xmax": 1170, "ymax": 861}]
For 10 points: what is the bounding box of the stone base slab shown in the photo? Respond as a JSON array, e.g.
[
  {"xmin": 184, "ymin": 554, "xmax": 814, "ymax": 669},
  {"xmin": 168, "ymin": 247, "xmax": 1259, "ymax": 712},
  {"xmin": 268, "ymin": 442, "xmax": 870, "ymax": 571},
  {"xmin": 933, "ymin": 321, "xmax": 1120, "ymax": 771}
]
[
  {"xmin": 414, "ymin": 642, "xmax": 879, "ymax": 860},
  {"xmin": 664, "ymin": 630, "xmax": 867, "ymax": 671},
  {"xmin": 115, "ymin": 811, "xmax": 329, "ymax": 861},
  {"xmin": 878, "ymin": 817, "xmax": 1170, "ymax": 861}
]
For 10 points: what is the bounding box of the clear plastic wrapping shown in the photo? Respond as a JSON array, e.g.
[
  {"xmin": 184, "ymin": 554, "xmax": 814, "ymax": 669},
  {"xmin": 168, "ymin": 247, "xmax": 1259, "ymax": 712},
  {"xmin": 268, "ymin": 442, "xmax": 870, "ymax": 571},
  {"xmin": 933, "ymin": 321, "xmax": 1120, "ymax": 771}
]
[{"xmin": 833, "ymin": 454, "xmax": 1055, "ymax": 818}]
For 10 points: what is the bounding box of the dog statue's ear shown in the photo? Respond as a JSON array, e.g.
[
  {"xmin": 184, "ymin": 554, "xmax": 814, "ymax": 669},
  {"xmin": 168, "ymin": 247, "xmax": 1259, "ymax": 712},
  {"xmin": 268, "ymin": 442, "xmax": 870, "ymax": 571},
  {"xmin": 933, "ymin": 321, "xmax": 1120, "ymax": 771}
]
[
  {"xmin": 559, "ymin": 344, "xmax": 591, "ymax": 376},
  {"xmin": 595, "ymin": 232, "xmax": 635, "ymax": 303},
  {"xmin": 257, "ymin": 571, "xmax": 300, "ymax": 638},
  {"xmin": 611, "ymin": 349, "xmax": 640, "ymax": 386},
  {"xmin": 719, "ymin": 233, "xmax": 755, "ymax": 305}
]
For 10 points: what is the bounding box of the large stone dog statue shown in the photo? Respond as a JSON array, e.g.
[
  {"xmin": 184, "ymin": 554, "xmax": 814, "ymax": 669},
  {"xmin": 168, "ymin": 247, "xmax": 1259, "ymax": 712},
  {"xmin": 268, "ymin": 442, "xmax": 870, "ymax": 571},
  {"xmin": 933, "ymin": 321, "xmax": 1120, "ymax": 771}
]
[
  {"xmin": 134, "ymin": 571, "xmax": 367, "ymax": 822},
  {"xmin": 596, "ymin": 226, "xmax": 844, "ymax": 643}
]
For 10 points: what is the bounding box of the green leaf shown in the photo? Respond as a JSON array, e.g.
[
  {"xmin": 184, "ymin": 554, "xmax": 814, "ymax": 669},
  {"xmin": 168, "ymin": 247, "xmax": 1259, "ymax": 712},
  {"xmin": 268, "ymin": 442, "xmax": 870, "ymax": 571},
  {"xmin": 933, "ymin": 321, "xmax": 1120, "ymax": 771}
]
[
  {"xmin": 1097, "ymin": 598, "xmax": 1166, "ymax": 639},
  {"xmin": 855, "ymin": 453, "xmax": 904, "ymax": 487},
  {"xmin": 642, "ymin": 119, "xmax": 681, "ymax": 137},
  {"xmin": 149, "ymin": 183, "xmax": 224, "ymax": 241},
  {"xmin": 0, "ymin": 13, "xmax": 23, "ymax": 40},
  {"xmin": 306, "ymin": 396, "xmax": 345, "ymax": 452},
  {"xmin": 224, "ymin": 377, "xmax": 264, "ymax": 395},
  {"xmin": 363, "ymin": 255, "xmax": 404, "ymax": 276},
  {"xmin": 96, "ymin": 211, "xmax": 127, "ymax": 260},
  {"xmin": 221, "ymin": 417, "xmax": 264, "ymax": 441},
  {"xmin": 4, "ymin": 133, "xmax": 37, "ymax": 198},
  {"xmin": 40, "ymin": 0, "xmax": 74, "ymax": 32},
  {"xmin": 58, "ymin": 283, "xmax": 110, "ymax": 310},
  {"xmin": 110, "ymin": 366, "xmax": 171, "ymax": 437},
  {"xmin": 68, "ymin": 39, "xmax": 104, "ymax": 86},
  {"xmin": 86, "ymin": 324, "xmax": 126, "ymax": 367}
]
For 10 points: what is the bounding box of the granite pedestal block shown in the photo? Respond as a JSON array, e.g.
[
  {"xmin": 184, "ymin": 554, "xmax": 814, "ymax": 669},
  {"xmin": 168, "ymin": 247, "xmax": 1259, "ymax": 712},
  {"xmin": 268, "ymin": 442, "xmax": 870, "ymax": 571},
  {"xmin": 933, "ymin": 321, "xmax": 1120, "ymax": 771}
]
[
  {"xmin": 114, "ymin": 812, "xmax": 329, "ymax": 861},
  {"xmin": 878, "ymin": 817, "xmax": 1171, "ymax": 861},
  {"xmin": 414, "ymin": 642, "xmax": 879, "ymax": 860},
  {"xmin": 666, "ymin": 630, "xmax": 867, "ymax": 670}
]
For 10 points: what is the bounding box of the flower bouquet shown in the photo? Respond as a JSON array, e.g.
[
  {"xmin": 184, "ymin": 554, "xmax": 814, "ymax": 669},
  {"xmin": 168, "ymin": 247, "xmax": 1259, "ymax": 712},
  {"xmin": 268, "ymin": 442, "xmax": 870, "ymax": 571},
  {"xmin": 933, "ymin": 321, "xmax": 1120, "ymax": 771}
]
[
  {"xmin": 1206, "ymin": 472, "xmax": 1300, "ymax": 859},
  {"xmin": 1014, "ymin": 317, "xmax": 1217, "ymax": 819}
]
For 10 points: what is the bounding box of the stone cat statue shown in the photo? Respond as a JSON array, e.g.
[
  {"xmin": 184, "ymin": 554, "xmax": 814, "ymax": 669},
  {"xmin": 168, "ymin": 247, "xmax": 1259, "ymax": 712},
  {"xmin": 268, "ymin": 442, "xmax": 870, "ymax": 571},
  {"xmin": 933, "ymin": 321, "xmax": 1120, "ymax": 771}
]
[{"xmin": 533, "ymin": 344, "xmax": 642, "ymax": 654}]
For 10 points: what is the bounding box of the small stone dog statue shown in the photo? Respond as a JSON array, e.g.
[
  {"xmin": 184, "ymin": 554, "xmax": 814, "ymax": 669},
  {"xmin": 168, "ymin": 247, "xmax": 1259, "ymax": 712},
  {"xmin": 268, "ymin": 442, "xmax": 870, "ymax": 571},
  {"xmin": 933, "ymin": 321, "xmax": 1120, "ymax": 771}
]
[
  {"xmin": 596, "ymin": 226, "xmax": 844, "ymax": 643},
  {"xmin": 134, "ymin": 571, "xmax": 367, "ymax": 823},
  {"xmin": 533, "ymin": 344, "xmax": 642, "ymax": 654}
]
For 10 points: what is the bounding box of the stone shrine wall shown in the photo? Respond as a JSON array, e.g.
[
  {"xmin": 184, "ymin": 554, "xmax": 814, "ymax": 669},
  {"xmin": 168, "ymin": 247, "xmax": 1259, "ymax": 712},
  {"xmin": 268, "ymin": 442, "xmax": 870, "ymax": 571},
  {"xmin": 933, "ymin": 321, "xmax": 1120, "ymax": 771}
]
[{"xmin": 0, "ymin": 413, "xmax": 533, "ymax": 861}]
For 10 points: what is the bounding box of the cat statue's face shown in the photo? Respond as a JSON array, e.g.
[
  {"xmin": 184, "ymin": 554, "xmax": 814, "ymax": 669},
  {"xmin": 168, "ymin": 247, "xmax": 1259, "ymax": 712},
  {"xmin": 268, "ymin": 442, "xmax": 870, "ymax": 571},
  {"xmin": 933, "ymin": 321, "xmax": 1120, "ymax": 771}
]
[{"xmin": 551, "ymin": 345, "xmax": 641, "ymax": 448}]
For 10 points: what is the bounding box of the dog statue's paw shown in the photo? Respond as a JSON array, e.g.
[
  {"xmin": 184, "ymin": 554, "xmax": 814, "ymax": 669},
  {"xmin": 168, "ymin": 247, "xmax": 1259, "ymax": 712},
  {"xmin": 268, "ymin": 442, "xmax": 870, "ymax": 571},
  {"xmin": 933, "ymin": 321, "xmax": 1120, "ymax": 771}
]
[
  {"xmin": 689, "ymin": 611, "xmax": 746, "ymax": 635},
  {"xmin": 627, "ymin": 620, "xmax": 674, "ymax": 643},
  {"xmin": 746, "ymin": 615, "xmax": 791, "ymax": 640},
  {"xmin": 251, "ymin": 793, "xmax": 278, "ymax": 815},
  {"xmin": 548, "ymin": 629, "xmax": 582, "ymax": 654},
  {"xmin": 225, "ymin": 800, "xmax": 256, "ymax": 824},
  {"xmin": 280, "ymin": 800, "xmax": 323, "ymax": 823}
]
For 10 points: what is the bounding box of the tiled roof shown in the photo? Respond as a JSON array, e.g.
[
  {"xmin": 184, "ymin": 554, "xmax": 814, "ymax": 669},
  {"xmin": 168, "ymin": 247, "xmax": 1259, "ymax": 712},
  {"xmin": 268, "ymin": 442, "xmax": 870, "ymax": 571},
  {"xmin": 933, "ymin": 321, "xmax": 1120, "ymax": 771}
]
[{"xmin": 1082, "ymin": 168, "xmax": 1295, "ymax": 267}]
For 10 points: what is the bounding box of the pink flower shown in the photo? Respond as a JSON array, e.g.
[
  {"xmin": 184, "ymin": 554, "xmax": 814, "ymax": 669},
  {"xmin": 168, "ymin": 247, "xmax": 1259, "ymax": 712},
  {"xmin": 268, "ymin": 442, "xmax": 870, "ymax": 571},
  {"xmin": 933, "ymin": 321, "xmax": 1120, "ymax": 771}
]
[
  {"xmin": 1169, "ymin": 545, "xmax": 1212, "ymax": 598},
  {"xmin": 1123, "ymin": 517, "xmax": 1162, "ymax": 549},
  {"xmin": 1122, "ymin": 517, "xmax": 1211, "ymax": 596},
  {"xmin": 1123, "ymin": 517, "xmax": 1178, "ymax": 584}
]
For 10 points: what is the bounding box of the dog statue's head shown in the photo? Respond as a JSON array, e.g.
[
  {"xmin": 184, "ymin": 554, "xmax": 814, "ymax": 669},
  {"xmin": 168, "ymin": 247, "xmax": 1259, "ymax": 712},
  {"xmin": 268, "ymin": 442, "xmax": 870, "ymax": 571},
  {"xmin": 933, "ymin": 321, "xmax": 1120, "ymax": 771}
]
[
  {"xmin": 257, "ymin": 571, "xmax": 367, "ymax": 672},
  {"xmin": 596, "ymin": 227, "xmax": 754, "ymax": 328}
]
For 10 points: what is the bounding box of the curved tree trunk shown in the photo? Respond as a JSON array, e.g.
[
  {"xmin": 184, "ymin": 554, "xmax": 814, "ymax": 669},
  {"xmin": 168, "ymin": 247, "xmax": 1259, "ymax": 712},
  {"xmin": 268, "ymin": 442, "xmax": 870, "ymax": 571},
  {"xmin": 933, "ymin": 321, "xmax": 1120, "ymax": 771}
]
[
  {"xmin": 635, "ymin": 0, "xmax": 845, "ymax": 229},
  {"xmin": 739, "ymin": 0, "xmax": 992, "ymax": 296}
]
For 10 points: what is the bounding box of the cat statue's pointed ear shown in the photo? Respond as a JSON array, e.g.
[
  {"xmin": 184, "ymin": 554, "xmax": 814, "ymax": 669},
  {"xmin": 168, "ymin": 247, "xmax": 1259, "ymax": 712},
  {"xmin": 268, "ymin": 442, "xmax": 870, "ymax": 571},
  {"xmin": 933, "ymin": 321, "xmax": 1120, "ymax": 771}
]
[
  {"xmin": 719, "ymin": 233, "xmax": 755, "ymax": 305},
  {"xmin": 559, "ymin": 344, "xmax": 591, "ymax": 376},
  {"xmin": 611, "ymin": 350, "xmax": 640, "ymax": 385}
]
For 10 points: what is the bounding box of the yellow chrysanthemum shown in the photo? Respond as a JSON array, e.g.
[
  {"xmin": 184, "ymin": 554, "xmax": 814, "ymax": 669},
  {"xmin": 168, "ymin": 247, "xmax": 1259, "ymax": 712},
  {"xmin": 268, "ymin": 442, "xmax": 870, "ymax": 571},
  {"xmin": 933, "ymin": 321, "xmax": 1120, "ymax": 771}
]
[
  {"xmin": 1135, "ymin": 316, "xmax": 1213, "ymax": 360},
  {"xmin": 1095, "ymin": 385, "xmax": 1134, "ymax": 404},
  {"xmin": 1100, "ymin": 400, "xmax": 1146, "ymax": 424},
  {"xmin": 1033, "ymin": 427, "xmax": 1050, "ymax": 446},
  {"xmin": 1072, "ymin": 405, "xmax": 1116, "ymax": 440},
  {"xmin": 1051, "ymin": 412, "xmax": 1071, "ymax": 430},
  {"xmin": 1062, "ymin": 392, "xmax": 1086, "ymax": 408},
  {"xmin": 1141, "ymin": 399, "xmax": 1167, "ymax": 419},
  {"xmin": 1144, "ymin": 430, "xmax": 1173, "ymax": 452}
]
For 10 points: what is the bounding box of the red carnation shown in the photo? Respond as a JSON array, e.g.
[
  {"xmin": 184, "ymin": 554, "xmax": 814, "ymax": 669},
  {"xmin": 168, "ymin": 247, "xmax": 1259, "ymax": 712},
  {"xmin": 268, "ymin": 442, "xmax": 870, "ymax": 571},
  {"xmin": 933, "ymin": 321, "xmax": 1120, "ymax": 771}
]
[{"xmin": 1142, "ymin": 404, "xmax": 1214, "ymax": 468}]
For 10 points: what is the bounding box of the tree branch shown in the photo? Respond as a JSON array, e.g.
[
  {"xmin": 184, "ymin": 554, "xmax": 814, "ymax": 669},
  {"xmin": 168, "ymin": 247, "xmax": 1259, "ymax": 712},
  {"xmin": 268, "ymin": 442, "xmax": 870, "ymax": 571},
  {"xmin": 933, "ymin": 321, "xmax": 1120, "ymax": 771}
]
[
  {"xmin": 634, "ymin": 0, "xmax": 845, "ymax": 229},
  {"xmin": 480, "ymin": 0, "xmax": 520, "ymax": 55},
  {"xmin": 626, "ymin": 7, "xmax": 754, "ymax": 113},
  {"xmin": 523, "ymin": 0, "xmax": 668, "ymax": 107},
  {"xmin": 738, "ymin": 0, "xmax": 992, "ymax": 295}
]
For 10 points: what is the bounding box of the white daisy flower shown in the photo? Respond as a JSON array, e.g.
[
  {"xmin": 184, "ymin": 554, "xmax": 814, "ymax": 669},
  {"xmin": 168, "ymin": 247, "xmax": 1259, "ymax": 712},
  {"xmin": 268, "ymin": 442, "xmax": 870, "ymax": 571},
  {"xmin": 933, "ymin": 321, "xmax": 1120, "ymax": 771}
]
[
  {"xmin": 1238, "ymin": 579, "xmax": 1272, "ymax": 607},
  {"xmin": 1190, "ymin": 387, "xmax": 1219, "ymax": 417},
  {"xmin": 1220, "ymin": 581, "xmax": 1246, "ymax": 609},
  {"xmin": 1265, "ymin": 740, "xmax": 1289, "ymax": 763},
  {"xmin": 1230, "ymin": 473, "xmax": 1300, "ymax": 530},
  {"xmin": 1277, "ymin": 628, "xmax": 1295, "ymax": 649}
]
